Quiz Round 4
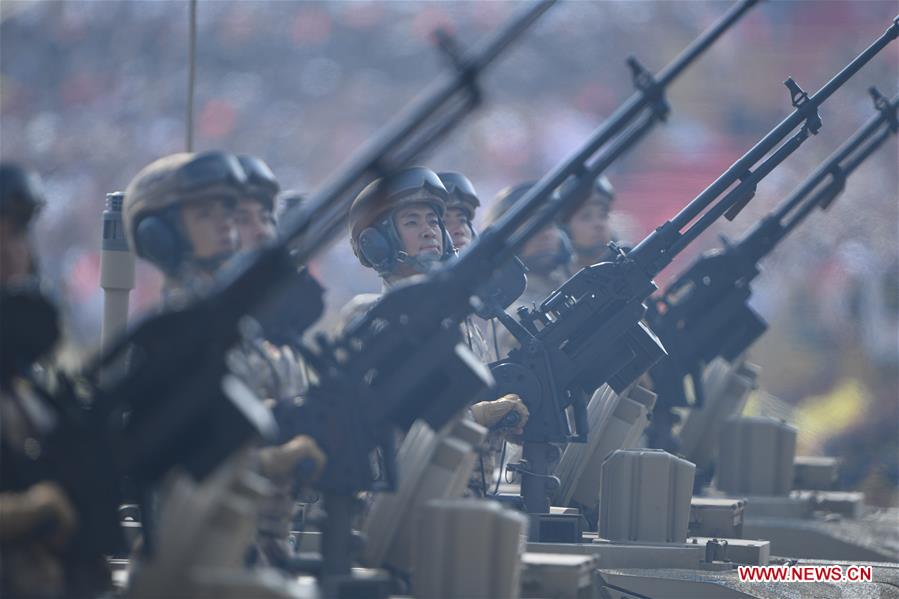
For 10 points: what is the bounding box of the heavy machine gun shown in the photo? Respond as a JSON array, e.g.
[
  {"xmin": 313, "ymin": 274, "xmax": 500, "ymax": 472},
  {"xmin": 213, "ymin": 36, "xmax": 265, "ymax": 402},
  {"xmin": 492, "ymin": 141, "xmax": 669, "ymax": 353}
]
[
  {"xmin": 299, "ymin": 0, "xmax": 762, "ymax": 550},
  {"xmin": 13, "ymin": 1, "xmax": 554, "ymax": 573},
  {"xmin": 645, "ymin": 87, "xmax": 899, "ymax": 451},
  {"xmin": 488, "ymin": 15, "xmax": 899, "ymax": 520}
]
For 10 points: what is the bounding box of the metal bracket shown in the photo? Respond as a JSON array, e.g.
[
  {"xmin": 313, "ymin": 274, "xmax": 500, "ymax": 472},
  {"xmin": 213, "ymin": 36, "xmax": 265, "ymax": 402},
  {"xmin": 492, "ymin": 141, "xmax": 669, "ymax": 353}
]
[
  {"xmin": 819, "ymin": 165, "xmax": 846, "ymax": 211},
  {"xmin": 870, "ymin": 86, "xmax": 898, "ymax": 132},
  {"xmin": 627, "ymin": 56, "xmax": 670, "ymax": 122},
  {"xmin": 724, "ymin": 170, "xmax": 757, "ymax": 221},
  {"xmin": 784, "ymin": 77, "xmax": 822, "ymax": 135}
]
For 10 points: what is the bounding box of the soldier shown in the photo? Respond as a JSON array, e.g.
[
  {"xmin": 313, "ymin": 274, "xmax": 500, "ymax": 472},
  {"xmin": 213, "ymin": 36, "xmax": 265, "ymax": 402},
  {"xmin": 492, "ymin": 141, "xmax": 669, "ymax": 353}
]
[
  {"xmin": 342, "ymin": 166, "xmax": 529, "ymax": 495},
  {"xmin": 0, "ymin": 163, "xmax": 42, "ymax": 286},
  {"xmin": 123, "ymin": 151, "xmax": 324, "ymax": 569},
  {"xmin": 234, "ymin": 154, "xmax": 279, "ymax": 252},
  {"xmin": 437, "ymin": 171, "xmax": 480, "ymax": 251},
  {"xmin": 123, "ymin": 151, "xmax": 244, "ymax": 302},
  {"xmin": 437, "ymin": 171, "xmax": 515, "ymax": 366},
  {"xmin": 0, "ymin": 163, "xmax": 110, "ymax": 598},
  {"xmin": 483, "ymin": 181, "xmax": 572, "ymax": 357},
  {"xmin": 557, "ymin": 175, "xmax": 619, "ymax": 273}
]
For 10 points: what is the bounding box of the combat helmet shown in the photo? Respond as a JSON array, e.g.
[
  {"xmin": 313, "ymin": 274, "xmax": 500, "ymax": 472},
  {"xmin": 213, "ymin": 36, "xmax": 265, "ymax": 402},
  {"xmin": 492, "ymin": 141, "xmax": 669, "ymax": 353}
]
[
  {"xmin": 123, "ymin": 151, "xmax": 247, "ymax": 274},
  {"xmin": 486, "ymin": 181, "xmax": 572, "ymax": 273},
  {"xmin": 0, "ymin": 162, "xmax": 45, "ymax": 232},
  {"xmin": 437, "ymin": 171, "xmax": 480, "ymax": 221},
  {"xmin": 348, "ymin": 166, "xmax": 454, "ymax": 275},
  {"xmin": 556, "ymin": 174, "xmax": 615, "ymax": 225},
  {"xmin": 237, "ymin": 154, "xmax": 280, "ymax": 211},
  {"xmin": 484, "ymin": 181, "xmax": 536, "ymax": 227}
]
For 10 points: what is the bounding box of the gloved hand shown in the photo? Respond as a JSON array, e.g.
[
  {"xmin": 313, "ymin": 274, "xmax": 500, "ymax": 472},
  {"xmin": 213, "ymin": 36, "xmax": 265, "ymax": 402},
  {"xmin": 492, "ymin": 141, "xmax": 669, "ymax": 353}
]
[
  {"xmin": 258, "ymin": 435, "xmax": 326, "ymax": 484},
  {"xmin": 470, "ymin": 393, "xmax": 529, "ymax": 435},
  {"xmin": 0, "ymin": 482, "xmax": 79, "ymax": 547}
]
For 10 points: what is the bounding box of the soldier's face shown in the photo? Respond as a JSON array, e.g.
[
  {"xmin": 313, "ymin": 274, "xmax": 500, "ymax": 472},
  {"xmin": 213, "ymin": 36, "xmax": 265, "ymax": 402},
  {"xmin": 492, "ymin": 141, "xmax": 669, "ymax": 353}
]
[
  {"xmin": 180, "ymin": 197, "xmax": 237, "ymax": 260},
  {"xmin": 393, "ymin": 203, "xmax": 443, "ymax": 259},
  {"xmin": 235, "ymin": 198, "xmax": 276, "ymax": 252},
  {"xmin": 568, "ymin": 201, "xmax": 610, "ymax": 249},
  {"xmin": 521, "ymin": 225, "xmax": 562, "ymax": 260},
  {"xmin": 520, "ymin": 225, "xmax": 565, "ymax": 274},
  {"xmin": 0, "ymin": 217, "xmax": 33, "ymax": 286},
  {"xmin": 444, "ymin": 207, "xmax": 473, "ymax": 250}
]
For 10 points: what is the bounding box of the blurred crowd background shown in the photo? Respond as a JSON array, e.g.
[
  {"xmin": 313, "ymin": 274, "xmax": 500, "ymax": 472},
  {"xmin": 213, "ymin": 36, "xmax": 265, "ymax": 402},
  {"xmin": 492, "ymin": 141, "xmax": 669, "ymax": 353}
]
[{"xmin": 2, "ymin": 1, "xmax": 896, "ymax": 504}]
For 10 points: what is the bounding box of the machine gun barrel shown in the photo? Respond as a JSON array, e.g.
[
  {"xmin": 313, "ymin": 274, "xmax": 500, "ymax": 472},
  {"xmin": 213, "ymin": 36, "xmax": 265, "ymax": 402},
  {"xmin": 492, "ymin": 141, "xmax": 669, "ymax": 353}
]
[
  {"xmin": 90, "ymin": 0, "xmax": 552, "ymax": 431},
  {"xmin": 489, "ymin": 15, "xmax": 898, "ymax": 514},
  {"xmin": 645, "ymin": 88, "xmax": 899, "ymax": 449},
  {"xmin": 326, "ymin": 0, "xmax": 761, "ymax": 452},
  {"xmin": 455, "ymin": 0, "xmax": 760, "ymax": 519},
  {"xmin": 457, "ymin": 0, "xmax": 761, "ymax": 279},
  {"xmin": 630, "ymin": 15, "xmax": 899, "ymax": 277},
  {"xmin": 743, "ymin": 88, "xmax": 899, "ymax": 262},
  {"xmin": 61, "ymin": 3, "xmax": 552, "ymax": 561},
  {"xmin": 282, "ymin": 0, "xmax": 556, "ymax": 268}
]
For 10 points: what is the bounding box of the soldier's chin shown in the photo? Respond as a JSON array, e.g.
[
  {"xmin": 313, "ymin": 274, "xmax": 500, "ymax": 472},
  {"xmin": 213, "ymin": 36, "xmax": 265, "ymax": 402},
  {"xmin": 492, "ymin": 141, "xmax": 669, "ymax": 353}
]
[
  {"xmin": 416, "ymin": 250, "xmax": 442, "ymax": 262},
  {"xmin": 523, "ymin": 252, "xmax": 561, "ymax": 275}
]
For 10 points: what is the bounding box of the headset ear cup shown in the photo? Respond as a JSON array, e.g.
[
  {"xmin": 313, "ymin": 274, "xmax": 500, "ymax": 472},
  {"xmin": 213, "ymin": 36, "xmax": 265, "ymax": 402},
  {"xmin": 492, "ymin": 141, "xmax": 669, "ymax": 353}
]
[
  {"xmin": 358, "ymin": 226, "xmax": 394, "ymax": 272},
  {"xmin": 135, "ymin": 215, "xmax": 183, "ymax": 275}
]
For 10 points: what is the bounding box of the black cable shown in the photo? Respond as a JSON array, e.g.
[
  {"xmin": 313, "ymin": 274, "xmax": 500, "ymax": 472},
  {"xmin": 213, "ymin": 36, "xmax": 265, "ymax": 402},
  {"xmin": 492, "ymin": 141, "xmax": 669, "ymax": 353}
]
[{"xmin": 490, "ymin": 441, "xmax": 507, "ymax": 495}]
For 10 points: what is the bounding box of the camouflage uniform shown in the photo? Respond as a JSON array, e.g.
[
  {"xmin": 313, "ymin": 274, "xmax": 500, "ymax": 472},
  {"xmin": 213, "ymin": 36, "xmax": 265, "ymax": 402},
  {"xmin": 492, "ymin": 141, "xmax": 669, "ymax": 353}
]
[
  {"xmin": 342, "ymin": 168, "xmax": 528, "ymax": 497},
  {"xmin": 0, "ymin": 163, "xmax": 109, "ymax": 597},
  {"xmin": 159, "ymin": 266, "xmax": 313, "ymax": 569},
  {"xmin": 1, "ymin": 382, "xmax": 68, "ymax": 598},
  {"xmin": 0, "ymin": 378, "xmax": 112, "ymax": 598},
  {"xmin": 124, "ymin": 152, "xmax": 315, "ymax": 571},
  {"xmin": 229, "ymin": 337, "xmax": 309, "ymax": 567}
]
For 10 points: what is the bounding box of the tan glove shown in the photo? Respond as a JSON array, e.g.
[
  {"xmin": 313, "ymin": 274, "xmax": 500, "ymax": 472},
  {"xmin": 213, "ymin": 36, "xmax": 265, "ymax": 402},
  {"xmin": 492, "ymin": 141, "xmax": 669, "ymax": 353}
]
[
  {"xmin": 258, "ymin": 435, "xmax": 326, "ymax": 484},
  {"xmin": 470, "ymin": 393, "xmax": 529, "ymax": 434},
  {"xmin": 0, "ymin": 482, "xmax": 78, "ymax": 547}
]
